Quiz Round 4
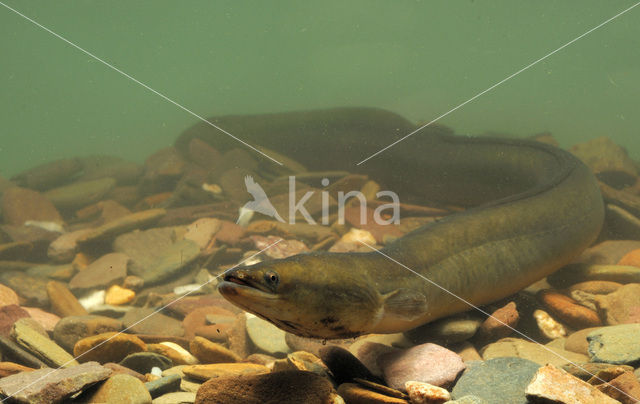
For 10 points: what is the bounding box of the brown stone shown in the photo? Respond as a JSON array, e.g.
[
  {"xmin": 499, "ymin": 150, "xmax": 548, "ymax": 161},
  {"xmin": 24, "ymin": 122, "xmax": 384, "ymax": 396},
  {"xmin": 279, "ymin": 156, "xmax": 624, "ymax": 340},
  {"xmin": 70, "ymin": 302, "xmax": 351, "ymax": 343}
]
[
  {"xmin": 526, "ymin": 364, "xmax": 620, "ymax": 403},
  {"xmin": 567, "ymin": 280, "xmax": 623, "ymax": 295},
  {"xmin": 474, "ymin": 301, "xmax": 519, "ymax": 343},
  {"xmin": 337, "ymin": 383, "xmax": 408, "ymax": 404},
  {"xmin": 74, "ymin": 332, "xmax": 146, "ymax": 363},
  {"xmin": 194, "ymin": 370, "xmax": 336, "ymax": 404},
  {"xmin": 0, "ymin": 304, "xmax": 29, "ymax": 336},
  {"xmin": 68, "ymin": 252, "xmax": 129, "ymax": 291},
  {"xmin": 190, "ymin": 336, "xmax": 240, "ymax": 364},
  {"xmin": 182, "ymin": 306, "xmax": 236, "ymax": 340},
  {"xmin": 595, "ymin": 283, "xmax": 640, "ymax": 325},
  {"xmin": 46, "ymin": 281, "xmax": 88, "ymax": 317},
  {"xmin": 592, "ymin": 370, "xmax": 640, "ymax": 404},
  {"xmin": 1, "ymin": 187, "xmax": 62, "ymax": 225},
  {"xmin": 0, "ymin": 361, "xmax": 35, "ymax": 377},
  {"xmin": 182, "ymin": 363, "xmax": 269, "ymax": 381},
  {"xmin": 538, "ymin": 289, "xmax": 602, "ymax": 328},
  {"xmin": 565, "ymin": 327, "xmax": 602, "ymax": 355}
]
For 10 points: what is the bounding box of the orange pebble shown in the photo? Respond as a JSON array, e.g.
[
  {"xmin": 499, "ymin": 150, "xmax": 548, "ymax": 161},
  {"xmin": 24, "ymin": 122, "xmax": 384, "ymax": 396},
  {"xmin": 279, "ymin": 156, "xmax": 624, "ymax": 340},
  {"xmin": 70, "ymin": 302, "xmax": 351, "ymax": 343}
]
[
  {"xmin": 617, "ymin": 249, "xmax": 640, "ymax": 267},
  {"xmin": 538, "ymin": 289, "xmax": 601, "ymax": 329}
]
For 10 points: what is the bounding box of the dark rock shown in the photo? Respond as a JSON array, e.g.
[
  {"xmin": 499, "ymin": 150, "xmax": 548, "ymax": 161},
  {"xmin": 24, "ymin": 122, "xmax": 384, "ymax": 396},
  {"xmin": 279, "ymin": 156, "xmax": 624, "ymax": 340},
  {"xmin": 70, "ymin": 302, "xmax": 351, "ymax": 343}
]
[
  {"xmin": 144, "ymin": 373, "xmax": 181, "ymax": 398},
  {"xmin": 119, "ymin": 352, "xmax": 173, "ymax": 374},
  {"xmin": 319, "ymin": 345, "xmax": 382, "ymax": 385},
  {"xmin": 44, "ymin": 178, "xmax": 116, "ymax": 211},
  {"xmin": 78, "ymin": 155, "xmax": 142, "ymax": 185},
  {"xmin": 570, "ymin": 136, "xmax": 638, "ymax": 188},
  {"xmin": 46, "ymin": 280, "xmax": 88, "ymax": 318},
  {"xmin": 0, "ymin": 334, "xmax": 47, "ymax": 368},
  {"xmin": 0, "ymin": 361, "xmax": 111, "ymax": 404},
  {"xmin": 0, "ymin": 272, "xmax": 49, "ymax": 306}
]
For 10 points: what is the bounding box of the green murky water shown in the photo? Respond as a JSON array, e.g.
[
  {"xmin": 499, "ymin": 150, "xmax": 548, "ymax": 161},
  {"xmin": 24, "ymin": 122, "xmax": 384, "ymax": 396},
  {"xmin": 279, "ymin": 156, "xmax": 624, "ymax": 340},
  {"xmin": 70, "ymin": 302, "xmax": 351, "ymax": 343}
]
[{"xmin": 1, "ymin": 1, "xmax": 639, "ymax": 175}]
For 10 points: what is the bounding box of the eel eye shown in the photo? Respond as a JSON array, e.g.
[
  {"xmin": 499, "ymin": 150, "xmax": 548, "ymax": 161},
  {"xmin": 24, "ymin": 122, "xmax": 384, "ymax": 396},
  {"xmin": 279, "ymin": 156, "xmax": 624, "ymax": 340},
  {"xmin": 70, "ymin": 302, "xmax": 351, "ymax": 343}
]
[{"xmin": 264, "ymin": 271, "xmax": 279, "ymax": 287}]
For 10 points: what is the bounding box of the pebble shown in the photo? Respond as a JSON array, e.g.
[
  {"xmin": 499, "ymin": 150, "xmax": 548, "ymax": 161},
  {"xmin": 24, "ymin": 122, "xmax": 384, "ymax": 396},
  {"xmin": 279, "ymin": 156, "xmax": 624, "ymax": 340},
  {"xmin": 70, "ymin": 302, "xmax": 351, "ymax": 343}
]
[
  {"xmin": 249, "ymin": 235, "xmax": 310, "ymax": 259},
  {"xmin": 405, "ymin": 380, "xmax": 450, "ymax": 404},
  {"xmin": 0, "ymin": 283, "xmax": 19, "ymax": 307},
  {"xmin": 1, "ymin": 186, "xmax": 63, "ymax": 225},
  {"xmin": 0, "ymin": 334, "xmax": 48, "ymax": 368},
  {"xmin": 591, "ymin": 368, "xmax": 640, "ymax": 404},
  {"xmin": 119, "ymin": 352, "xmax": 173, "ymax": 374},
  {"xmin": 78, "ymin": 208, "xmax": 167, "ymax": 245},
  {"xmin": 337, "ymin": 383, "xmax": 407, "ymax": 403},
  {"xmin": 0, "ymin": 361, "xmax": 35, "ymax": 378},
  {"xmin": 44, "ymin": 177, "xmax": 116, "ymax": 211},
  {"xmin": 533, "ymin": 309, "xmax": 567, "ymax": 339},
  {"xmin": 0, "ymin": 304, "xmax": 29, "ymax": 336},
  {"xmin": 564, "ymin": 327, "xmax": 601, "ymax": 356},
  {"xmin": 451, "ymin": 357, "xmax": 540, "ymax": 403},
  {"xmin": 86, "ymin": 373, "xmax": 152, "ymax": 404},
  {"xmin": 184, "ymin": 218, "xmax": 221, "ymax": 250},
  {"xmin": 525, "ymin": 364, "xmax": 620, "ymax": 403},
  {"xmin": 594, "ymin": 283, "xmax": 640, "ymax": 324},
  {"xmin": 11, "ymin": 318, "xmax": 79, "ymax": 368},
  {"xmin": 68, "ymin": 252, "xmax": 129, "ymax": 291},
  {"xmin": 194, "ymin": 370, "xmax": 339, "ymax": 404},
  {"xmin": 181, "ymin": 305, "xmax": 236, "ymax": 340},
  {"xmin": 122, "ymin": 308, "xmax": 185, "ymax": 337},
  {"xmin": 0, "ymin": 271, "xmax": 49, "ymax": 307},
  {"xmin": 537, "ymin": 289, "xmax": 602, "ymax": 328},
  {"xmin": 189, "ymin": 336, "xmax": 240, "ymax": 363},
  {"xmin": 568, "ymin": 280, "xmax": 623, "ymax": 294},
  {"xmin": 481, "ymin": 337, "xmax": 588, "ymax": 367},
  {"xmin": 105, "ymin": 284, "xmax": 136, "ymax": 305},
  {"xmin": 378, "ymin": 342, "xmax": 466, "ymax": 390},
  {"xmin": 406, "ymin": 313, "xmax": 482, "ymax": 345},
  {"xmin": 47, "ymin": 229, "xmax": 92, "ymax": 263},
  {"xmin": 181, "ymin": 363, "xmax": 270, "ymax": 381},
  {"xmin": 474, "ymin": 301, "xmax": 519, "ymax": 343},
  {"xmin": 11, "ymin": 158, "xmax": 82, "ymax": 191},
  {"xmin": 104, "ymin": 362, "xmax": 147, "ymax": 380},
  {"xmin": 73, "ymin": 331, "xmax": 147, "ymax": 363},
  {"xmin": 245, "ymin": 314, "xmax": 290, "ymax": 356},
  {"xmin": 46, "ymin": 280, "xmax": 88, "ymax": 317},
  {"xmin": 352, "ymin": 341, "xmax": 401, "ymax": 378},
  {"xmin": 145, "ymin": 373, "xmax": 182, "ymax": 398},
  {"xmin": 587, "ymin": 324, "xmax": 640, "ymax": 365}
]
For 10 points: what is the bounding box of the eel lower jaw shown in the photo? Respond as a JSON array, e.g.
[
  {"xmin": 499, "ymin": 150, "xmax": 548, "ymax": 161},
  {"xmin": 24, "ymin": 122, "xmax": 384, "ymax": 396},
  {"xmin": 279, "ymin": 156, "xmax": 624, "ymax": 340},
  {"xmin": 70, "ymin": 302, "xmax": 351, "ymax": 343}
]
[{"xmin": 217, "ymin": 277, "xmax": 279, "ymax": 300}]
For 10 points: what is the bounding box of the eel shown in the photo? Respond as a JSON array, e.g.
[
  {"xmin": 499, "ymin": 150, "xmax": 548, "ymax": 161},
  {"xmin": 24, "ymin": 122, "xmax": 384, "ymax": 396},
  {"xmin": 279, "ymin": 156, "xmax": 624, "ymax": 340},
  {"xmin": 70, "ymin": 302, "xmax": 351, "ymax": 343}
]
[{"xmin": 177, "ymin": 107, "xmax": 605, "ymax": 339}]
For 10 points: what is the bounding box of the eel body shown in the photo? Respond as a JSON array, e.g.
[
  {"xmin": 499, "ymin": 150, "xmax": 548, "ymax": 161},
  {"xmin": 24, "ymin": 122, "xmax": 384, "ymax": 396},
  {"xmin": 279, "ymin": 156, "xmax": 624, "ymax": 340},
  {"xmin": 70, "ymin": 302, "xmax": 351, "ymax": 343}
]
[{"xmin": 177, "ymin": 107, "xmax": 605, "ymax": 339}]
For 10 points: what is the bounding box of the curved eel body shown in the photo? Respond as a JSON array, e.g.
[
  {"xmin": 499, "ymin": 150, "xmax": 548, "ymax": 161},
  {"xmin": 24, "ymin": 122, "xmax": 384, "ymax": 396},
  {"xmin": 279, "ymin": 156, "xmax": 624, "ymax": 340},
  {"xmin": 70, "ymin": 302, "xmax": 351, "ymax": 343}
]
[{"xmin": 179, "ymin": 108, "xmax": 605, "ymax": 339}]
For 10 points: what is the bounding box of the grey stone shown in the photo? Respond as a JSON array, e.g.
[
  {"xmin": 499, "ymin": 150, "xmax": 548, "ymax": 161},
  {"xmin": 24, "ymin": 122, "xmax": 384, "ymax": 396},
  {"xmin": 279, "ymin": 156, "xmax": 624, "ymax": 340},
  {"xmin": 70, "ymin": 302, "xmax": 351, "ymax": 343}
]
[
  {"xmin": 0, "ymin": 361, "xmax": 111, "ymax": 404},
  {"xmin": 446, "ymin": 395, "xmax": 489, "ymax": 404},
  {"xmin": 451, "ymin": 357, "xmax": 540, "ymax": 404},
  {"xmin": 145, "ymin": 374, "xmax": 181, "ymax": 398},
  {"xmin": 69, "ymin": 252, "xmax": 129, "ymax": 291},
  {"xmin": 53, "ymin": 314, "xmax": 123, "ymax": 353},
  {"xmin": 587, "ymin": 324, "xmax": 640, "ymax": 365},
  {"xmin": 245, "ymin": 315, "xmax": 290, "ymax": 356}
]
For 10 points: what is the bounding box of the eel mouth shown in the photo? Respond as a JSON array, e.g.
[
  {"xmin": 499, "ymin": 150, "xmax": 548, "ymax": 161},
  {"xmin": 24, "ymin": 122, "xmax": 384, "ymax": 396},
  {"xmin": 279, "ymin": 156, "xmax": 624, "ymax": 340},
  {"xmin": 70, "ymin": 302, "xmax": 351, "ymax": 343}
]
[{"xmin": 218, "ymin": 271, "xmax": 276, "ymax": 297}]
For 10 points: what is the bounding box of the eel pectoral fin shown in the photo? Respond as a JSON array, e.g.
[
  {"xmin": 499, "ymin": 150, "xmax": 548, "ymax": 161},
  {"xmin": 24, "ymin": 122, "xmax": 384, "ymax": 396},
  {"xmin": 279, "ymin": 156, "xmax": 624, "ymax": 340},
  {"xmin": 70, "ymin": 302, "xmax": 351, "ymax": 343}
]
[{"xmin": 382, "ymin": 288, "xmax": 427, "ymax": 321}]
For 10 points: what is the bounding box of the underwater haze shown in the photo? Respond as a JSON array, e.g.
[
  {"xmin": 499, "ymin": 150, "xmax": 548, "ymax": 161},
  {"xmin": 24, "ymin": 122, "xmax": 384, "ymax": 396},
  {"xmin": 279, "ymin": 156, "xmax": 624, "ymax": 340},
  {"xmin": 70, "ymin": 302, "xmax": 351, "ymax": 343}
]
[{"xmin": 1, "ymin": 0, "xmax": 639, "ymax": 176}]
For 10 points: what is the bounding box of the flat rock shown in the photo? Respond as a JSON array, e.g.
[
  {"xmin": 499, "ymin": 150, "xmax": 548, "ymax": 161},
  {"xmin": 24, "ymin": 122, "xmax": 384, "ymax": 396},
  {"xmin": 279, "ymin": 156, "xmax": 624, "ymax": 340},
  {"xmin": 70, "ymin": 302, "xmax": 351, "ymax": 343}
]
[
  {"xmin": 525, "ymin": 364, "xmax": 620, "ymax": 403},
  {"xmin": 113, "ymin": 227, "xmax": 199, "ymax": 284},
  {"xmin": 562, "ymin": 362, "xmax": 634, "ymax": 381},
  {"xmin": 147, "ymin": 343, "xmax": 198, "ymax": 366},
  {"xmin": 538, "ymin": 289, "xmax": 602, "ymax": 329},
  {"xmin": 122, "ymin": 308, "xmax": 185, "ymax": 337},
  {"xmin": 1, "ymin": 187, "xmax": 63, "ymax": 225},
  {"xmin": 78, "ymin": 155, "xmax": 142, "ymax": 185},
  {"xmin": 78, "ymin": 208, "xmax": 167, "ymax": 245},
  {"xmin": 0, "ymin": 334, "xmax": 48, "ymax": 368},
  {"xmin": 565, "ymin": 327, "xmax": 602, "ymax": 356},
  {"xmin": 11, "ymin": 317, "xmax": 79, "ymax": 368},
  {"xmin": 406, "ymin": 313, "xmax": 483, "ymax": 345},
  {"xmin": 53, "ymin": 315, "xmax": 123, "ymax": 353},
  {"xmin": 405, "ymin": 380, "xmax": 450, "ymax": 404},
  {"xmin": 570, "ymin": 136, "xmax": 638, "ymax": 187},
  {"xmin": 182, "ymin": 363, "xmax": 269, "ymax": 381},
  {"xmin": 11, "ymin": 158, "xmax": 82, "ymax": 191},
  {"xmin": 48, "ymin": 229, "xmax": 92, "ymax": 263},
  {"xmin": 44, "ymin": 177, "xmax": 116, "ymax": 211},
  {"xmin": 0, "ymin": 361, "xmax": 35, "ymax": 378},
  {"xmin": 595, "ymin": 283, "xmax": 640, "ymax": 325},
  {"xmin": 378, "ymin": 342, "xmax": 466, "ymax": 391},
  {"xmin": 0, "ymin": 272, "xmax": 49, "ymax": 306},
  {"xmin": 0, "ymin": 361, "xmax": 111, "ymax": 404},
  {"xmin": 184, "ymin": 218, "xmax": 221, "ymax": 250},
  {"xmin": 587, "ymin": 324, "xmax": 640, "ymax": 365},
  {"xmin": 481, "ymin": 337, "xmax": 589, "ymax": 367},
  {"xmin": 119, "ymin": 352, "xmax": 173, "ymax": 374},
  {"xmin": 46, "ymin": 280, "xmax": 88, "ymax": 317},
  {"xmin": 194, "ymin": 370, "xmax": 337, "ymax": 404},
  {"xmin": 245, "ymin": 315, "xmax": 290, "ymax": 356},
  {"xmin": 74, "ymin": 332, "xmax": 146, "ymax": 363},
  {"xmin": 189, "ymin": 336, "xmax": 240, "ymax": 363},
  {"xmin": 87, "ymin": 373, "xmax": 152, "ymax": 404},
  {"xmin": 181, "ymin": 305, "xmax": 236, "ymax": 341},
  {"xmin": 69, "ymin": 252, "xmax": 129, "ymax": 291},
  {"xmin": 451, "ymin": 357, "xmax": 540, "ymax": 403},
  {"xmin": 577, "ymin": 240, "xmax": 640, "ymax": 266}
]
